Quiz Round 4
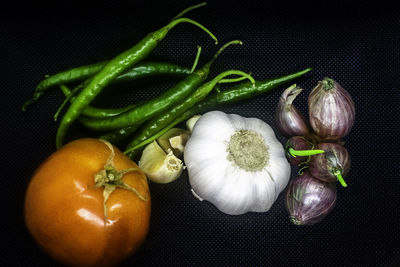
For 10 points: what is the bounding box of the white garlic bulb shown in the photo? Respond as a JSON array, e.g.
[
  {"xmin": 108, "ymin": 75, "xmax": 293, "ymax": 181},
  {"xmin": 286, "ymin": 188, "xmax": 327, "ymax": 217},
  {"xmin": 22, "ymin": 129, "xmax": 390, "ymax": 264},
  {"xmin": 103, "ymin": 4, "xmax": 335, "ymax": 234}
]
[{"xmin": 184, "ymin": 111, "xmax": 290, "ymax": 215}]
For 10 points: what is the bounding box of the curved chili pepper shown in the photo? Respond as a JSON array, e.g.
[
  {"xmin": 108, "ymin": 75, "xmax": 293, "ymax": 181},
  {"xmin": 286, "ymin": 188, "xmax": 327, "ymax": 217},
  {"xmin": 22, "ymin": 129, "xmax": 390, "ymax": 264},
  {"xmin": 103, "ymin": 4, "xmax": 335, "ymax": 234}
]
[
  {"xmin": 77, "ymin": 41, "xmax": 240, "ymax": 133},
  {"xmin": 55, "ymin": 3, "xmax": 217, "ymax": 148},
  {"xmin": 58, "ymin": 61, "xmax": 192, "ymax": 119}
]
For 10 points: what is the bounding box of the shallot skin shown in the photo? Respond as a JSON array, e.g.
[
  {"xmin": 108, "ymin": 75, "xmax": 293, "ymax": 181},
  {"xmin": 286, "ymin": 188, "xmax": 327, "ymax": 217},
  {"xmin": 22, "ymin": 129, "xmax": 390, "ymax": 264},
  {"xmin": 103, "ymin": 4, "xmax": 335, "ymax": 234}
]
[
  {"xmin": 276, "ymin": 84, "xmax": 310, "ymax": 138},
  {"xmin": 308, "ymin": 78, "xmax": 355, "ymax": 140},
  {"xmin": 309, "ymin": 142, "xmax": 351, "ymax": 184},
  {"xmin": 286, "ymin": 172, "xmax": 337, "ymax": 225}
]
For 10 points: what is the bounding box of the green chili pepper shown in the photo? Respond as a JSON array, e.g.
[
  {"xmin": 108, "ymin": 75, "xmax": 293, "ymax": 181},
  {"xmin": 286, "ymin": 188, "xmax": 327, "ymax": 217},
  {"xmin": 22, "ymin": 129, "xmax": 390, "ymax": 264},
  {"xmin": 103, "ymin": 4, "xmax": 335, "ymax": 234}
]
[
  {"xmin": 122, "ymin": 67, "xmax": 312, "ymax": 157},
  {"xmin": 99, "ymin": 74, "xmax": 250, "ymax": 143},
  {"xmin": 59, "ymin": 85, "xmax": 138, "ymax": 119},
  {"xmin": 100, "ymin": 73, "xmax": 251, "ymax": 144},
  {"xmin": 185, "ymin": 67, "xmax": 312, "ymax": 116},
  {"xmin": 57, "ymin": 47, "xmax": 201, "ymax": 121},
  {"xmin": 55, "ymin": 3, "xmax": 218, "ymax": 148},
  {"xmin": 112, "ymin": 61, "xmax": 192, "ymax": 83},
  {"xmin": 99, "ymin": 125, "xmax": 142, "ymax": 144},
  {"xmin": 100, "ymin": 70, "xmax": 254, "ymax": 143},
  {"xmin": 58, "ymin": 61, "xmax": 192, "ymax": 119},
  {"xmin": 24, "ymin": 60, "xmax": 192, "ymax": 113},
  {"xmin": 21, "ymin": 61, "xmax": 107, "ymax": 111},
  {"xmin": 123, "ymin": 70, "xmax": 255, "ymax": 156},
  {"xmin": 78, "ymin": 40, "xmax": 241, "ymax": 133}
]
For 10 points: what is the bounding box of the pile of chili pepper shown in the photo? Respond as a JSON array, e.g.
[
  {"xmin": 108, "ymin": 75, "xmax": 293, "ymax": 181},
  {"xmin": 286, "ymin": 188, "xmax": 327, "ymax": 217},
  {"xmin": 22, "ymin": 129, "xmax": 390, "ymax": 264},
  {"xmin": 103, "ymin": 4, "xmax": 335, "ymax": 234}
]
[{"xmin": 22, "ymin": 2, "xmax": 312, "ymax": 159}]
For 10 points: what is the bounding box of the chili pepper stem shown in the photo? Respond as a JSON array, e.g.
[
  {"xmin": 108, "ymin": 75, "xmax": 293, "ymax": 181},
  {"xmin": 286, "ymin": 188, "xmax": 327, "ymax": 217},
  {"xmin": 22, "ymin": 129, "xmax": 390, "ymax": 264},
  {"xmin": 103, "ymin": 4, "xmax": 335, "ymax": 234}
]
[
  {"xmin": 170, "ymin": 2, "xmax": 207, "ymax": 21},
  {"xmin": 54, "ymin": 85, "xmax": 71, "ymax": 121},
  {"xmin": 55, "ymin": 83, "xmax": 86, "ymax": 121},
  {"xmin": 334, "ymin": 169, "xmax": 348, "ymax": 187},
  {"xmin": 213, "ymin": 40, "xmax": 242, "ymax": 60},
  {"xmin": 210, "ymin": 70, "xmax": 255, "ymax": 88},
  {"xmin": 190, "ymin": 46, "xmax": 202, "ymax": 73},
  {"xmin": 288, "ymin": 147, "xmax": 325, "ymax": 157},
  {"xmin": 218, "ymin": 72, "xmax": 252, "ymax": 84},
  {"xmin": 163, "ymin": 18, "xmax": 218, "ymax": 44}
]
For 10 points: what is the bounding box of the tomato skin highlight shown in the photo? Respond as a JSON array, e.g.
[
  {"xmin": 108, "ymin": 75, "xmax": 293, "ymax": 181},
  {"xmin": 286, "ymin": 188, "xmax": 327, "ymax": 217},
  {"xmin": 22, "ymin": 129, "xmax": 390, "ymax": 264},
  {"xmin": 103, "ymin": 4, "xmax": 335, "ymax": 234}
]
[{"xmin": 24, "ymin": 138, "xmax": 151, "ymax": 267}]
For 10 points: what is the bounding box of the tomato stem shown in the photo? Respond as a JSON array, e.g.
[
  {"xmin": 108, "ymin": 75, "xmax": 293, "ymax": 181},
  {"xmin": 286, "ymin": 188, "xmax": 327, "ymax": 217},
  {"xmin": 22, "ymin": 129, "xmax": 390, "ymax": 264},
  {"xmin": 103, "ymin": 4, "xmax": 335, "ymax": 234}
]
[{"xmin": 95, "ymin": 139, "xmax": 148, "ymax": 219}]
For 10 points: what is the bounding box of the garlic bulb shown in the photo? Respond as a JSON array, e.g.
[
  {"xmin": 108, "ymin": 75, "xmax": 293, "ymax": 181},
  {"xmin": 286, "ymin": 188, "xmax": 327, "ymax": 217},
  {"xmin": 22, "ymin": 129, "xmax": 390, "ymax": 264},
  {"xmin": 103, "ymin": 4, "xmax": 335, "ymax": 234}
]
[{"xmin": 184, "ymin": 111, "xmax": 290, "ymax": 215}]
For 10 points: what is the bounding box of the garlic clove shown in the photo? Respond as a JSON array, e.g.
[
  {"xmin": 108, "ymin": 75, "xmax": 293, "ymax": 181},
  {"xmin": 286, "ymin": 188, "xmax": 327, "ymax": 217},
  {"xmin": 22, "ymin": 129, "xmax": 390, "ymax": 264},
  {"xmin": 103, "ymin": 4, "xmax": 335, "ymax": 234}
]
[
  {"xmin": 157, "ymin": 128, "xmax": 190, "ymax": 158},
  {"xmin": 186, "ymin": 114, "xmax": 202, "ymax": 132},
  {"xmin": 139, "ymin": 140, "xmax": 183, "ymax": 184}
]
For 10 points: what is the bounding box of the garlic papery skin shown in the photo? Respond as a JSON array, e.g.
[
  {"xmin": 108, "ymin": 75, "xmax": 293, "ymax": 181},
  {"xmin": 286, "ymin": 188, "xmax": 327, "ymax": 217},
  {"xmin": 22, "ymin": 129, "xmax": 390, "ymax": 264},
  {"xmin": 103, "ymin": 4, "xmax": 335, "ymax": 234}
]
[
  {"xmin": 139, "ymin": 141, "xmax": 183, "ymax": 184},
  {"xmin": 184, "ymin": 111, "xmax": 290, "ymax": 215}
]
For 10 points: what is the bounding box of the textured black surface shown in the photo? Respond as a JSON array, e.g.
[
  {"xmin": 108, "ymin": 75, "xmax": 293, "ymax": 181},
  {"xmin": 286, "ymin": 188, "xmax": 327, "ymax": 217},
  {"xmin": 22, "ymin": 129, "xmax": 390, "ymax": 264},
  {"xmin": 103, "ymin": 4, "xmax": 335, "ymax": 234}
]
[{"xmin": 2, "ymin": 1, "xmax": 400, "ymax": 266}]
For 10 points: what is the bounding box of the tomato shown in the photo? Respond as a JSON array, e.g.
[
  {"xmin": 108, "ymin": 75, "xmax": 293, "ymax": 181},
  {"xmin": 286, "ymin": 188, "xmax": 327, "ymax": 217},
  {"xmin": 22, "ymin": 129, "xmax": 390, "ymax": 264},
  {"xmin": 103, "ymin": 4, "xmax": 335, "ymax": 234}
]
[{"xmin": 24, "ymin": 138, "xmax": 151, "ymax": 267}]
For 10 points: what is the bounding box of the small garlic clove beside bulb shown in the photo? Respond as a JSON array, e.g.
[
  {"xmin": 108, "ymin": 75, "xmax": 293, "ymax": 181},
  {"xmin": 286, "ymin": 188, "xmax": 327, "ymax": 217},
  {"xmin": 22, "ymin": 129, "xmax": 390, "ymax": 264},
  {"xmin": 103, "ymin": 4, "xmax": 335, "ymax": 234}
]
[
  {"xmin": 139, "ymin": 141, "xmax": 183, "ymax": 184},
  {"xmin": 186, "ymin": 114, "xmax": 202, "ymax": 132},
  {"xmin": 157, "ymin": 128, "xmax": 190, "ymax": 158}
]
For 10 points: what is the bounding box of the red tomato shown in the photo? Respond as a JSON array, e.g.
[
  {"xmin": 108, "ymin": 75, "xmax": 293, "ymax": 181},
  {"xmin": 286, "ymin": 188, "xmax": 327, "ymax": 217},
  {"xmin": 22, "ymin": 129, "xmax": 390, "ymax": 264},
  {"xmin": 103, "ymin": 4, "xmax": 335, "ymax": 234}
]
[{"xmin": 24, "ymin": 138, "xmax": 151, "ymax": 267}]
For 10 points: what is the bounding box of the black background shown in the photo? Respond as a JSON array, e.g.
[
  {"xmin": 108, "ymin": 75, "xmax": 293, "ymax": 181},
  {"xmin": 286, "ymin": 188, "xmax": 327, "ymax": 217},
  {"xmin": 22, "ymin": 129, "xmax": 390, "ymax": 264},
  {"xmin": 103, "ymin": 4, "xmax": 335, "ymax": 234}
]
[{"xmin": 2, "ymin": 0, "xmax": 400, "ymax": 266}]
